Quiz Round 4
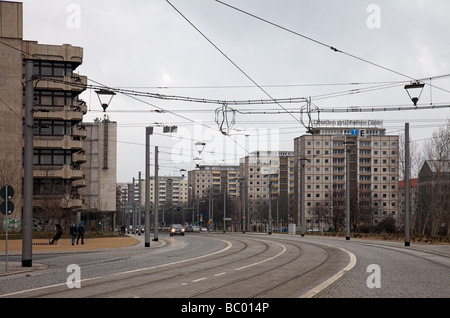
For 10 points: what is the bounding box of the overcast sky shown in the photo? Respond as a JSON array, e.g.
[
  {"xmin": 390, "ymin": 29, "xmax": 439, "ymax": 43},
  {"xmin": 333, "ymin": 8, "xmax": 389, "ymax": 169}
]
[{"xmin": 20, "ymin": 0, "xmax": 450, "ymax": 181}]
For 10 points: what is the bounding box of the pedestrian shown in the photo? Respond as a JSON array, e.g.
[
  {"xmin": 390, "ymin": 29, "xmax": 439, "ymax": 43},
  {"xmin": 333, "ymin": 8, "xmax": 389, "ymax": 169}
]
[
  {"xmin": 76, "ymin": 221, "xmax": 85, "ymax": 245},
  {"xmin": 70, "ymin": 224, "xmax": 78, "ymax": 246}
]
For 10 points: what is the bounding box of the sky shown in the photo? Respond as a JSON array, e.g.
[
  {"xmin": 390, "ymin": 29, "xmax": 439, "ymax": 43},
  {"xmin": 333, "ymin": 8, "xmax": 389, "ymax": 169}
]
[{"xmin": 19, "ymin": 0, "xmax": 450, "ymax": 182}]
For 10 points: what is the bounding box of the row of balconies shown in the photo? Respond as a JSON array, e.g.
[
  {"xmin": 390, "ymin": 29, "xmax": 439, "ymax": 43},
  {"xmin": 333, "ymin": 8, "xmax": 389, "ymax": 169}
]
[
  {"xmin": 34, "ymin": 104, "xmax": 88, "ymax": 122},
  {"xmin": 34, "ymin": 75, "xmax": 87, "ymax": 93}
]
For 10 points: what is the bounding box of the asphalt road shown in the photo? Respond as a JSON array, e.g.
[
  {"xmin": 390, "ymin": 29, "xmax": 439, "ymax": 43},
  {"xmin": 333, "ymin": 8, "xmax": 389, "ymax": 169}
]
[{"xmin": 0, "ymin": 233, "xmax": 448, "ymax": 299}]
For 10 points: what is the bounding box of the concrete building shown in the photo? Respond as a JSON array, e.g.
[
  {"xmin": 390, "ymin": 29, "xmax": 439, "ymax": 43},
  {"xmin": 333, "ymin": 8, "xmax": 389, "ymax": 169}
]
[
  {"xmin": 188, "ymin": 164, "xmax": 240, "ymax": 202},
  {"xmin": 239, "ymin": 151, "xmax": 295, "ymax": 230},
  {"xmin": 78, "ymin": 117, "xmax": 117, "ymax": 230},
  {"xmin": 139, "ymin": 176, "xmax": 188, "ymax": 210},
  {"xmin": 417, "ymin": 160, "xmax": 450, "ymax": 235},
  {"xmin": 0, "ymin": 1, "xmax": 88, "ymax": 224},
  {"xmin": 119, "ymin": 176, "xmax": 188, "ymax": 227},
  {"xmin": 294, "ymin": 122, "xmax": 399, "ymax": 232}
]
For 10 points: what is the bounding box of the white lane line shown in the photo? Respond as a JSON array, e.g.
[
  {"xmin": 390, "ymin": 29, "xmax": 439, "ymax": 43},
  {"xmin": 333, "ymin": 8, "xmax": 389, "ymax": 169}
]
[
  {"xmin": 192, "ymin": 277, "xmax": 207, "ymax": 283},
  {"xmin": 214, "ymin": 272, "xmax": 227, "ymax": 277},
  {"xmin": 235, "ymin": 240, "xmax": 287, "ymax": 271},
  {"xmin": 0, "ymin": 239, "xmax": 233, "ymax": 298},
  {"xmin": 299, "ymin": 245, "xmax": 357, "ymax": 298}
]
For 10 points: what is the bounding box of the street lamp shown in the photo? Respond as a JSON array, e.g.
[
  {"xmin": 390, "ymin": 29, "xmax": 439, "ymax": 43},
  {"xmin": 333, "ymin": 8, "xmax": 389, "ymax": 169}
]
[
  {"xmin": 95, "ymin": 89, "xmax": 116, "ymax": 112},
  {"xmin": 404, "ymin": 81, "xmax": 425, "ymax": 106}
]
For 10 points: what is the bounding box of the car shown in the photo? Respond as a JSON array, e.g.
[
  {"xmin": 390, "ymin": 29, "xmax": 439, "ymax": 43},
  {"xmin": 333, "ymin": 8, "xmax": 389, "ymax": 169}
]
[
  {"xmin": 169, "ymin": 224, "xmax": 185, "ymax": 236},
  {"xmin": 185, "ymin": 225, "xmax": 193, "ymax": 232},
  {"xmin": 192, "ymin": 226, "xmax": 200, "ymax": 233}
]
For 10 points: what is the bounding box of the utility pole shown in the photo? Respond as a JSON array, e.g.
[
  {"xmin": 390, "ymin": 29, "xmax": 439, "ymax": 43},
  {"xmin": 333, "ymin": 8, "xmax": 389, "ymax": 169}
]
[
  {"xmin": 145, "ymin": 126, "xmax": 152, "ymax": 247},
  {"xmin": 132, "ymin": 177, "xmax": 136, "ymax": 234},
  {"xmin": 300, "ymin": 159, "xmax": 306, "ymax": 237},
  {"xmin": 268, "ymin": 181, "xmax": 272, "ymax": 235},
  {"xmin": 22, "ymin": 60, "xmax": 33, "ymax": 267},
  {"xmin": 154, "ymin": 146, "xmax": 159, "ymax": 241},
  {"xmin": 405, "ymin": 123, "xmax": 411, "ymax": 246},
  {"xmin": 345, "ymin": 140, "xmax": 353, "ymax": 241},
  {"xmin": 223, "ymin": 183, "xmax": 226, "ymax": 233},
  {"xmin": 138, "ymin": 171, "xmax": 141, "ymax": 235}
]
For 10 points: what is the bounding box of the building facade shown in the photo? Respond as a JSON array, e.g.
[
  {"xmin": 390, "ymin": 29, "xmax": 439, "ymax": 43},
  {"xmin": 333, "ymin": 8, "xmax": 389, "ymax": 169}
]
[
  {"xmin": 188, "ymin": 165, "xmax": 240, "ymax": 202},
  {"xmin": 294, "ymin": 124, "xmax": 399, "ymax": 232},
  {"xmin": 0, "ymin": 1, "xmax": 88, "ymax": 226},
  {"xmin": 239, "ymin": 151, "xmax": 295, "ymax": 230},
  {"xmin": 78, "ymin": 117, "xmax": 117, "ymax": 230}
]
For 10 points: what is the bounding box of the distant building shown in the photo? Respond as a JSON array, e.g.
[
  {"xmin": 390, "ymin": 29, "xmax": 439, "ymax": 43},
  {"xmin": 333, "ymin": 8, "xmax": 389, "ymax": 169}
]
[
  {"xmin": 188, "ymin": 164, "xmax": 240, "ymax": 202},
  {"xmin": 294, "ymin": 123, "xmax": 399, "ymax": 232},
  {"xmin": 239, "ymin": 151, "xmax": 294, "ymax": 230},
  {"xmin": 78, "ymin": 117, "xmax": 117, "ymax": 230},
  {"xmin": 417, "ymin": 160, "xmax": 450, "ymax": 235}
]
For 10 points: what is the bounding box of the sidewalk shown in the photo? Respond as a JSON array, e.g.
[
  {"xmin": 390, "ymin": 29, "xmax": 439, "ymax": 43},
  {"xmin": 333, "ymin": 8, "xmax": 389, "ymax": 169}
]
[{"xmin": 0, "ymin": 234, "xmax": 159, "ymax": 276}]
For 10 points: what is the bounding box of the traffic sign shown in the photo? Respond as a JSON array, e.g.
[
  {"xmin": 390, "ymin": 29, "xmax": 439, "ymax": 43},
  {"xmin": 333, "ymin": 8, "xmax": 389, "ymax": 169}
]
[
  {"xmin": 0, "ymin": 201, "xmax": 14, "ymax": 215},
  {"xmin": 351, "ymin": 129, "xmax": 359, "ymax": 136}
]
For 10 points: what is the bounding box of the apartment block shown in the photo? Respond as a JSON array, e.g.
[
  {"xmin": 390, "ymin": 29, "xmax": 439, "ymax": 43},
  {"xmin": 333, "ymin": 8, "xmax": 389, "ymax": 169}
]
[
  {"xmin": 294, "ymin": 123, "xmax": 399, "ymax": 232},
  {"xmin": 139, "ymin": 176, "xmax": 188, "ymax": 210},
  {"xmin": 239, "ymin": 151, "xmax": 295, "ymax": 225},
  {"xmin": 188, "ymin": 165, "xmax": 240, "ymax": 203}
]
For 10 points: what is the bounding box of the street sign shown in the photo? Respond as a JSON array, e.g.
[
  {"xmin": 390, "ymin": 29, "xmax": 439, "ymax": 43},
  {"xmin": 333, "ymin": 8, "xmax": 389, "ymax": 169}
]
[
  {"xmin": 351, "ymin": 129, "xmax": 359, "ymax": 136},
  {"xmin": 0, "ymin": 201, "xmax": 14, "ymax": 215}
]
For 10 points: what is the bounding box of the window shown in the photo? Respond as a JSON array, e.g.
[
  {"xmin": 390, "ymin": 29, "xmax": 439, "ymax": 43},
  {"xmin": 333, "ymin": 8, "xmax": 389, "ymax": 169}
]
[
  {"xmin": 33, "ymin": 149, "xmax": 72, "ymax": 165},
  {"xmin": 34, "ymin": 91, "xmax": 74, "ymax": 106},
  {"xmin": 34, "ymin": 120, "xmax": 71, "ymax": 136},
  {"xmin": 33, "ymin": 61, "xmax": 75, "ymax": 77}
]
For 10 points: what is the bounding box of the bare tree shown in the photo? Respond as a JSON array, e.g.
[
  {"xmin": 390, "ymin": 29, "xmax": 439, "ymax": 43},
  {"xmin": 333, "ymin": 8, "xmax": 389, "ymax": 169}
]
[{"xmin": 417, "ymin": 119, "xmax": 450, "ymax": 236}]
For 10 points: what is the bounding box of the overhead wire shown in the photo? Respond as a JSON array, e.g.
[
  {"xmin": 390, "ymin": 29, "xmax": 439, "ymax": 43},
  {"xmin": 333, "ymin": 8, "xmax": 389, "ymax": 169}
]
[
  {"xmin": 165, "ymin": 0, "xmax": 304, "ymax": 126},
  {"xmin": 214, "ymin": 1, "xmax": 450, "ymax": 95}
]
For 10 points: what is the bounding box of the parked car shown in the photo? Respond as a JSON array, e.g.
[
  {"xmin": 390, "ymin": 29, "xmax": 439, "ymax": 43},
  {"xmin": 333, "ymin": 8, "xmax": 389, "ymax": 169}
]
[{"xmin": 169, "ymin": 224, "xmax": 185, "ymax": 236}]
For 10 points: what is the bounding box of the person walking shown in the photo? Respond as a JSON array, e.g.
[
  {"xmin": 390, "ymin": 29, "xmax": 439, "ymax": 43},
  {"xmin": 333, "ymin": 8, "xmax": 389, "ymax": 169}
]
[
  {"xmin": 76, "ymin": 222, "xmax": 85, "ymax": 245},
  {"xmin": 70, "ymin": 224, "xmax": 78, "ymax": 246}
]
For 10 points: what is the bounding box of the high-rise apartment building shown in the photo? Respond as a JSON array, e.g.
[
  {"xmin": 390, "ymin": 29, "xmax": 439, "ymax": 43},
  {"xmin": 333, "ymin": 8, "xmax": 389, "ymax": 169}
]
[
  {"xmin": 239, "ymin": 151, "xmax": 295, "ymax": 228},
  {"xmin": 294, "ymin": 122, "xmax": 399, "ymax": 232},
  {"xmin": 0, "ymin": 1, "xmax": 88, "ymax": 222},
  {"xmin": 188, "ymin": 165, "xmax": 240, "ymax": 203}
]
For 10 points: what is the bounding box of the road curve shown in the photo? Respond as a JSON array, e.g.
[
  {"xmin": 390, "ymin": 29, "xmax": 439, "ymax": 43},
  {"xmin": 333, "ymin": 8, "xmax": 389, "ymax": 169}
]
[{"xmin": 0, "ymin": 233, "xmax": 448, "ymax": 298}]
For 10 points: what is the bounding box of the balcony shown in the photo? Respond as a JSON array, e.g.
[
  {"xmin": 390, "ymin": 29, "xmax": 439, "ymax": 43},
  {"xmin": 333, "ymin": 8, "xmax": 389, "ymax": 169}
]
[
  {"xmin": 34, "ymin": 75, "xmax": 87, "ymax": 93},
  {"xmin": 34, "ymin": 135, "xmax": 83, "ymax": 150},
  {"xmin": 34, "ymin": 105, "xmax": 86, "ymax": 122},
  {"xmin": 34, "ymin": 164, "xmax": 83, "ymax": 180},
  {"xmin": 72, "ymin": 152, "xmax": 87, "ymax": 163}
]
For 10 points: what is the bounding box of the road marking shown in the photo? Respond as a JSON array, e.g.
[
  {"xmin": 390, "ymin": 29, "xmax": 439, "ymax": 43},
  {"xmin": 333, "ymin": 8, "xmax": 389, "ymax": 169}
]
[
  {"xmin": 192, "ymin": 277, "xmax": 207, "ymax": 283},
  {"xmin": 0, "ymin": 239, "xmax": 233, "ymax": 298},
  {"xmin": 235, "ymin": 240, "xmax": 287, "ymax": 271},
  {"xmin": 299, "ymin": 245, "xmax": 357, "ymax": 298},
  {"xmin": 214, "ymin": 272, "xmax": 226, "ymax": 277}
]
